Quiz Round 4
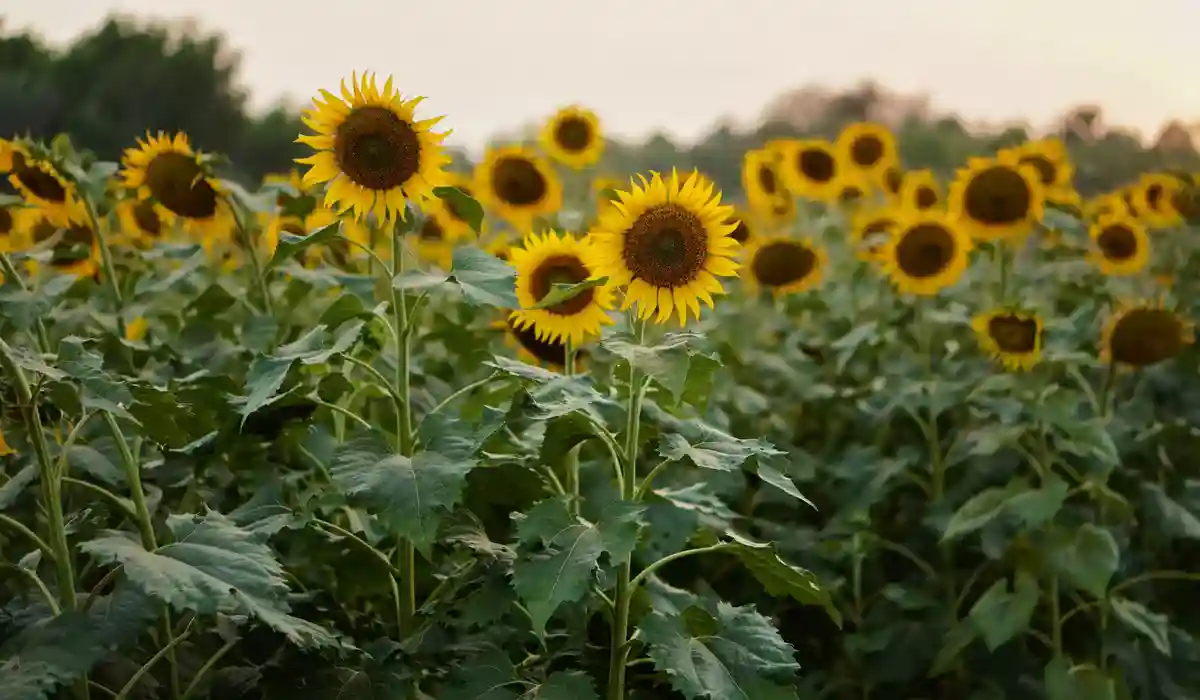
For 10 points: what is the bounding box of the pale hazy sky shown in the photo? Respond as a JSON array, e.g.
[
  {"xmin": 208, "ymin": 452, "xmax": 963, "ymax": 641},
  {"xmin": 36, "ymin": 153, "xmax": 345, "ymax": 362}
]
[{"xmin": 6, "ymin": 0, "xmax": 1199, "ymax": 151}]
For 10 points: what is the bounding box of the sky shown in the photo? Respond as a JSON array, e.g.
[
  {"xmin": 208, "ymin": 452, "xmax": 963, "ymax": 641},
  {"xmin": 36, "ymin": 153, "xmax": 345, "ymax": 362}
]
[{"xmin": 6, "ymin": 0, "xmax": 1199, "ymax": 152}]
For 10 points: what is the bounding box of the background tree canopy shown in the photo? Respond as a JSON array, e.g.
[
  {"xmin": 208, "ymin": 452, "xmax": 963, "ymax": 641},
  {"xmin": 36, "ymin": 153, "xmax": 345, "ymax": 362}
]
[{"xmin": 4, "ymin": 15, "xmax": 1200, "ymax": 195}]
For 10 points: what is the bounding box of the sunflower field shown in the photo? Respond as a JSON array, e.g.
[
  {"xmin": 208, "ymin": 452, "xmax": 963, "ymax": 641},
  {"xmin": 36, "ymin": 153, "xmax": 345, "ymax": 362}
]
[{"xmin": 2, "ymin": 70, "xmax": 1200, "ymax": 700}]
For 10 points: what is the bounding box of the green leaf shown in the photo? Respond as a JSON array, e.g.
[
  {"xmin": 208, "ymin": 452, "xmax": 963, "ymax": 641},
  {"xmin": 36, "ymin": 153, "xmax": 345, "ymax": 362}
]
[
  {"xmin": 528, "ymin": 671, "xmax": 599, "ymax": 700},
  {"xmin": 79, "ymin": 512, "xmax": 339, "ymax": 648},
  {"xmin": 1005, "ymin": 475, "xmax": 1069, "ymax": 529},
  {"xmin": 726, "ymin": 538, "xmax": 841, "ymax": 627},
  {"xmin": 658, "ymin": 432, "xmax": 781, "ymax": 473},
  {"xmin": 5, "ymin": 345, "xmax": 65, "ymax": 381},
  {"xmin": 639, "ymin": 600, "xmax": 799, "ymax": 700},
  {"xmin": 1046, "ymin": 524, "xmax": 1120, "ymax": 598},
  {"xmin": 510, "ymin": 497, "xmax": 605, "ymax": 636},
  {"xmin": 1044, "ymin": 657, "xmax": 1118, "ymax": 700},
  {"xmin": 487, "ymin": 354, "xmax": 562, "ymax": 383},
  {"xmin": 593, "ymin": 500, "xmax": 646, "ymax": 565},
  {"xmin": 331, "ymin": 434, "xmax": 477, "ymax": 556},
  {"xmin": 441, "ymin": 646, "xmax": 519, "ymax": 700},
  {"xmin": 603, "ymin": 331, "xmax": 708, "ymax": 403},
  {"xmin": 268, "ymin": 220, "xmax": 342, "ymax": 268},
  {"xmin": 0, "ymin": 588, "xmax": 157, "ymax": 700},
  {"xmin": 525, "ymin": 277, "xmax": 609, "ymax": 310},
  {"xmin": 1109, "ymin": 596, "xmax": 1171, "ymax": 655},
  {"xmin": 434, "ymin": 186, "xmax": 485, "ymax": 233},
  {"xmin": 967, "ymin": 570, "xmax": 1040, "ymax": 651},
  {"xmin": 931, "ymin": 618, "xmax": 978, "ymax": 677},
  {"xmin": 393, "ymin": 269, "xmax": 450, "ymax": 291},
  {"xmin": 450, "ymin": 247, "xmax": 518, "ymax": 308},
  {"xmin": 1142, "ymin": 484, "xmax": 1200, "ymax": 541},
  {"xmin": 134, "ymin": 247, "xmax": 207, "ymax": 296}
]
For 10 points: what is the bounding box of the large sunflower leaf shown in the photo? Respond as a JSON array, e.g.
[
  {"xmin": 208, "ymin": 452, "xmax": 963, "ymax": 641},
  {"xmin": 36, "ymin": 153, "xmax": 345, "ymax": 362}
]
[
  {"xmin": 433, "ymin": 186, "xmax": 485, "ymax": 233},
  {"xmin": 79, "ymin": 511, "xmax": 340, "ymax": 649},
  {"xmin": 450, "ymin": 247, "xmax": 518, "ymax": 308},
  {"xmin": 267, "ymin": 220, "xmax": 342, "ymax": 268}
]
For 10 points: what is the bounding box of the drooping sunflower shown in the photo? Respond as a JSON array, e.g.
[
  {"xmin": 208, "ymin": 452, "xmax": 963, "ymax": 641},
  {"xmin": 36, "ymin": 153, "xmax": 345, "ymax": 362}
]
[
  {"xmin": 899, "ymin": 169, "xmax": 943, "ymax": 211},
  {"xmin": 1088, "ymin": 214, "xmax": 1149, "ymax": 276},
  {"xmin": 741, "ymin": 149, "xmax": 788, "ymax": 207},
  {"xmin": 540, "ymin": 106, "xmax": 604, "ymax": 169},
  {"xmin": 850, "ymin": 208, "xmax": 899, "ymax": 262},
  {"xmin": 835, "ymin": 122, "xmax": 898, "ymax": 183},
  {"xmin": 1005, "ymin": 138, "xmax": 1078, "ymax": 205},
  {"xmin": 879, "ymin": 211, "xmax": 973, "ymax": 296},
  {"xmin": 18, "ymin": 206, "xmax": 101, "ymax": 278},
  {"xmin": 6, "ymin": 142, "xmax": 79, "ymax": 226},
  {"xmin": 120, "ymin": 131, "xmax": 234, "ymax": 238},
  {"xmin": 509, "ymin": 231, "xmax": 615, "ymax": 345},
  {"xmin": 777, "ymin": 139, "xmax": 842, "ymax": 202},
  {"xmin": 589, "ymin": 171, "xmax": 740, "ymax": 326},
  {"xmin": 743, "ymin": 236, "xmax": 826, "ymax": 296},
  {"xmin": 1101, "ymin": 302, "xmax": 1194, "ymax": 368},
  {"xmin": 475, "ymin": 146, "xmax": 563, "ymax": 230},
  {"xmin": 296, "ymin": 71, "xmax": 451, "ymax": 223},
  {"xmin": 947, "ymin": 151, "xmax": 1045, "ymax": 240},
  {"xmin": 971, "ymin": 309, "xmax": 1043, "ymax": 371},
  {"xmin": 116, "ymin": 197, "xmax": 169, "ymax": 247},
  {"xmin": 1131, "ymin": 173, "xmax": 1184, "ymax": 228}
]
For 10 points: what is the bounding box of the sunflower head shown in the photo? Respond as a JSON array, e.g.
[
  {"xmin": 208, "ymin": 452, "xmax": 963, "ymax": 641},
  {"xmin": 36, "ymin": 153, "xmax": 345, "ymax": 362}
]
[
  {"xmin": 503, "ymin": 317, "xmax": 584, "ymax": 371},
  {"xmin": 509, "ymin": 231, "xmax": 615, "ymax": 345},
  {"xmin": 0, "ymin": 200, "xmax": 22, "ymax": 252},
  {"xmin": 882, "ymin": 166, "xmax": 905, "ymax": 200},
  {"xmin": 7, "ymin": 142, "xmax": 78, "ymax": 225},
  {"xmin": 116, "ymin": 197, "xmax": 168, "ymax": 247},
  {"xmin": 900, "ymin": 170, "xmax": 942, "ymax": 211},
  {"xmin": 744, "ymin": 236, "xmax": 825, "ymax": 296},
  {"xmin": 879, "ymin": 211, "xmax": 973, "ymax": 296},
  {"xmin": 121, "ymin": 131, "xmax": 234, "ymax": 239},
  {"xmin": 540, "ymin": 106, "xmax": 604, "ymax": 169},
  {"xmin": 742, "ymin": 149, "xmax": 787, "ymax": 206},
  {"xmin": 1101, "ymin": 302, "xmax": 1194, "ymax": 368},
  {"xmin": 948, "ymin": 152, "xmax": 1045, "ymax": 240},
  {"xmin": 779, "ymin": 140, "xmax": 842, "ymax": 202},
  {"xmin": 475, "ymin": 146, "xmax": 563, "ymax": 229},
  {"xmin": 589, "ymin": 171, "xmax": 740, "ymax": 326},
  {"xmin": 971, "ymin": 309, "xmax": 1043, "ymax": 371},
  {"xmin": 1133, "ymin": 174, "xmax": 1184, "ymax": 228},
  {"xmin": 1168, "ymin": 182, "xmax": 1200, "ymax": 224},
  {"xmin": 836, "ymin": 122, "xmax": 897, "ymax": 179},
  {"xmin": 724, "ymin": 210, "xmax": 754, "ymax": 246},
  {"xmin": 405, "ymin": 212, "xmax": 460, "ymax": 270},
  {"xmin": 1005, "ymin": 139, "xmax": 1076, "ymax": 204},
  {"xmin": 850, "ymin": 209, "xmax": 899, "ymax": 262},
  {"xmin": 19, "ymin": 206, "xmax": 100, "ymax": 278},
  {"xmin": 1083, "ymin": 193, "xmax": 1133, "ymax": 222},
  {"xmin": 296, "ymin": 71, "xmax": 451, "ymax": 223},
  {"xmin": 1088, "ymin": 214, "xmax": 1149, "ymax": 276}
]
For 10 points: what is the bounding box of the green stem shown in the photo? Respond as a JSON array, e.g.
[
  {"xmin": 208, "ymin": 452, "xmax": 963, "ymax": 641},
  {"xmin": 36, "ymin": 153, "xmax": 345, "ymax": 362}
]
[
  {"xmin": 0, "ymin": 512, "xmax": 55, "ymax": 560},
  {"xmin": 0, "ymin": 338, "xmax": 76, "ymax": 611},
  {"xmin": 633, "ymin": 458, "xmax": 672, "ymax": 501},
  {"xmin": 628, "ymin": 543, "xmax": 731, "ymax": 592},
  {"xmin": 180, "ymin": 635, "xmax": 238, "ymax": 700},
  {"xmin": 2, "ymin": 564, "xmax": 60, "ymax": 613},
  {"xmin": 1050, "ymin": 574, "xmax": 1063, "ymax": 655},
  {"xmin": 113, "ymin": 618, "xmax": 193, "ymax": 700},
  {"xmin": 562, "ymin": 338, "xmax": 582, "ymax": 514},
  {"xmin": 230, "ymin": 202, "xmax": 274, "ymax": 316},
  {"xmin": 389, "ymin": 229, "xmax": 418, "ymax": 700},
  {"xmin": 81, "ymin": 198, "xmax": 127, "ymax": 339},
  {"xmin": 424, "ymin": 372, "xmax": 500, "ymax": 419},
  {"xmin": 607, "ymin": 313, "xmax": 647, "ymax": 700}
]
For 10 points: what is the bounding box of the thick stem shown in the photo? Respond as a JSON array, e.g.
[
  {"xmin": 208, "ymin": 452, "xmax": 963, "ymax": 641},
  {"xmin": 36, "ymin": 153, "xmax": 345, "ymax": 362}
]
[
  {"xmin": 563, "ymin": 338, "xmax": 581, "ymax": 514},
  {"xmin": 389, "ymin": 229, "xmax": 418, "ymax": 700},
  {"xmin": 607, "ymin": 314, "xmax": 646, "ymax": 700},
  {"xmin": 81, "ymin": 198, "xmax": 128, "ymax": 339}
]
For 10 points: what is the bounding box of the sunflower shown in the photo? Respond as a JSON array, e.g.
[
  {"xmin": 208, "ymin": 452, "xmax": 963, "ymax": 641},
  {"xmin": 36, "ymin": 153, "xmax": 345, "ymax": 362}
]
[
  {"xmin": 762, "ymin": 193, "xmax": 797, "ymax": 227},
  {"xmin": 834, "ymin": 173, "xmax": 871, "ymax": 209},
  {"xmin": 1168, "ymin": 182, "xmax": 1200, "ymax": 225},
  {"xmin": 296, "ymin": 71, "xmax": 450, "ymax": 223},
  {"xmin": 484, "ymin": 233, "xmax": 515, "ymax": 262},
  {"xmin": 743, "ymin": 236, "xmax": 826, "ymax": 296},
  {"xmin": 120, "ymin": 131, "xmax": 234, "ymax": 238},
  {"xmin": 475, "ymin": 145, "xmax": 562, "ymax": 230},
  {"xmin": 1101, "ymin": 302, "xmax": 1193, "ymax": 368},
  {"xmin": 1005, "ymin": 138, "xmax": 1078, "ymax": 205},
  {"xmin": 116, "ymin": 197, "xmax": 169, "ymax": 247},
  {"xmin": 836, "ymin": 122, "xmax": 897, "ymax": 183},
  {"xmin": 899, "ymin": 170, "xmax": 943, "ymax": 211},
  {"xmin": 947, "ymin": 151, "xmax": 1045, "ymax": 240},
  {"xmin": 1088, "ymin": 214, "xmax": 1149, "ymax": 276},
  {"xmin": 850, "ymin": 208, "xmax": 899, "ymax": 262},
  {"xmin": 508, "ymin": 231, "xmax": 615, "ymax": 345},
  {"xmin": 879, "ymin": 211, "xmax": 973, "ymax": 296},
  {"xmin": 1083, "ymin": 193, "xmax": 1133, "ymax": 222},
  {"xmin": 540, "ymin": 106, "xmax": 604, "ymax": 169},
  {"xmin": 589, "ymin": 171, "xmax": 740, "ymax": 326},
  {"xmin": 723, "ymin": 209, "xmax": 755, "ymax": 246},
  {"xmin": 18, "ymin": 206, "xmax": 100, "ymax": 278},
  {"xmin": 972, "ymin": 309, "xmax": 1043, "ymax": 371},
  {"xmin": 881, "ymin": 166, "xmax": 905, "ymax": 202},
  {"xmin": 1132, "ymin": 173, "xmax": 1183, "ymax": 228},
  {"xmin": 432, "ymin": 172, "xmax": 484, "ymax": 239},
  {"xmin": 6, "ymin": 143, "xmax": 78, "ymax": 226},
  {"xmin": 777, "ymin": 139, "xmax": 842, "ymax": 202},
  {"xmin": 408, "ymin": 212, "xmax": 464, "ymax": 270},
  {"xmin": 0, "ymin": 199, "xmax": 21, "ymax": 252},
  {"xmin": 309, "ymin": 208, "xmax": 371, "ymax": 270},
  {"xmin": 502, "ymin": 317, "xmax": 584, "ymax": 371},
  {"xmin": 742, "ymin": 149, "xmax": 787, "ymax": 206}
]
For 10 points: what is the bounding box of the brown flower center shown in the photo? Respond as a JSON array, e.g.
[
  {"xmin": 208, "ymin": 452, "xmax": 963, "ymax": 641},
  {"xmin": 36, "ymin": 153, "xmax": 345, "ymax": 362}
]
[
  {"xmin": 1096, "ymin": 224, "xmax": 1138, "ymax": 261},
  {"xmin": 1109, "ymin": 309, "xmax": 1187, "ymax": 367},
  {"xmin": 757, "ymin": 164, "xmax": 778, "ymax": 195},
  {"xmin": 915, "ymin": 186, "xmax": 939, "ymax": 209},
  {"xmin": 987, "ymin": 315, "xmax": 1038, "ymax": 353},
  {"xmin": 143, "ymin": 151, "xmax": 219, "ymax": 219},
  {"xmin": 508, "ymin": 318, "xmax": 569, "ymax": 367},
  {"xmin": 962, "ymin": 166, "xmax": 1032, "ymax": 226},
  {"xmin": 621, "ymin": 203, "xmax": 708, "ymax": 287},
  {"xmin": 850, "ymin": 135, "xmax": 885, "ymax": 168},
  {"xmin": 132, "ymin": 200, "xmax": 162, "ymax": 236},
  {"xmin": 895, "ymin": 223, "xmax": 956, "ymax": 278},
  {"xmin": 333, "ymin": 106, "xmax": 421, "ymax": 191},
  {"xmin": 726, "ymin": 216, "xmax": 751, "ymax": 244},
  {"xmin": 553, "ymin": 116, "xmax": 593, "ymax": 152},
  {"xmin": 1019, "ymin": 155, "xmax": 1057, "ymax": 186},
  {"xmin": 530, "ymin": 254, "xmax": 593, "ymax": 315},
  {"xmin": 491, "ymin": 156, "xmax": 548, "ymax": 207},
  {"xmin": 884, "ymin": 167, "xmax": 903, "ymax": 195},
  {"xmin": 798, "ymin": 148, "xmax": 836, "ymax": 183},
  {"xmin": 751, "ymin": 241, "xmax": 816, "ymax": 287},
  {"xmin": 419, "ymin": 217, "xmax": 444, "ymax": 242},
  {"xmin": 1145, "ymin": 183, "xmax": 1164, "ymax": 210},
  {"xmin": 0, "ymin": 207, "xmax": 13, "ymax": 236},
  {"xmin": 11, "ymin": 152, "xmax": 67, "ymax": 203}
]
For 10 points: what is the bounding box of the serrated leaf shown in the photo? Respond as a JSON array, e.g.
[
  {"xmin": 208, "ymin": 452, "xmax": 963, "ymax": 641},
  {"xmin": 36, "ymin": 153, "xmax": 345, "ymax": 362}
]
[
  {"xmin": 79, "ymin": 511, "xmax": 339, "ymax": 648},
  {"xmin": 393, "ymin": 269, "xmax": 451, "ymax": 291},
  {"xmin": 134, "ymin": 247, "xmax": 207, "ymax": 296},
  {"xmin": 442, "ymin": 646, "xmax": 519, "ymax": 700},
  {"xmin": 639, "ymin": 600, "xmax": 799, "ymax": 700},
  {"xmin": 726, "ymin": 539, "xmax": 840, "ymax": 627},
  {"xmin": 967, "ymin": 570, "xmax": 1039, "ymax": 651},
  {"xmin": 603, "ymin": 331, "xmax": 707, "ymax": 402},
  {"xmin": 511, "ymin": 506, "xmax": 604, "ymax": 636},
  {"xmin": 658, "ymin": 432, "xmax": 781, "ymax": 473},
  {"xmin": 487, "ymin": 354, "xmax": 562, "ymax": 383},
  {"xmin": 1046, "ymin": 524, "xmax": 1120, "ymax": 598},
  {"xmin": 268, "ymin": 220, "xmax": 342, "ymax": 268},
  {"xmin": 1044, "ymin": 657, "xmax": 1118, "ymax": 700},
  {"xmin": 331, "ymin": 434, "xmax": 477, "ymax": 555},
  {"xmin": 527, "ymin": 671, "xmax": 599, "ymax": 699},
  {"xmin": 594, "ymin": 500, "xmax": 646, "ymax": 565},
  {"xmin": 1142, "ymin": 484, "xmax": 1200, "ymax": 541},
  {"xmin": 1109, "ymin": 597, "xmax": 1171, "ymax": 655},
  {"xmin": 941, "ymin": 486, "xmax": 1014, "ymax": 542},
  {"xmin": 434, "ymin": 186, "xmax": 485, "ymax": 233},
  {"xmin": 450, "ymin": 247, "xmax": 518, "ymax": 308},
  {"xmin": 525, "ymin": 277, "xmax": 608, "ymax": 310}
]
